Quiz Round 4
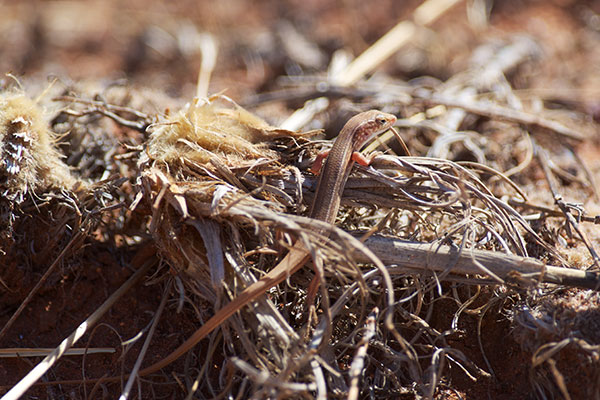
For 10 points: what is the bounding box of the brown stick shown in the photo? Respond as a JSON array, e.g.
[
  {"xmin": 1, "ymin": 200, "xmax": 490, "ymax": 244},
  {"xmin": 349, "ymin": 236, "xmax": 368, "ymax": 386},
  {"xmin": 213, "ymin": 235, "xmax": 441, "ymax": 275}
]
[{"xmin": 358, "ymin": 235, "xmax": 600, "ymax": 290}]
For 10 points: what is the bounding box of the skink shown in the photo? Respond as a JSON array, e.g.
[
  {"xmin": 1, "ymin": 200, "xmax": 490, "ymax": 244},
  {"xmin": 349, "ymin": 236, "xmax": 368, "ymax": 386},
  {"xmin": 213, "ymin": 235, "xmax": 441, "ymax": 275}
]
[{"xmin": 136, "ymin": 110, "xmax": 397, "ymax": 377}]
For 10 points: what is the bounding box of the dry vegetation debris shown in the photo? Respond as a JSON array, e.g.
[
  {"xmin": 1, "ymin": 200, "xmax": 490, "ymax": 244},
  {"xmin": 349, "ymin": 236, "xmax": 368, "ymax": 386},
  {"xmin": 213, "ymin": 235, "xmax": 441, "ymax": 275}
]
[{"xmin": 1, "ymin": 1, "xmax": 600, "ymax": 399}]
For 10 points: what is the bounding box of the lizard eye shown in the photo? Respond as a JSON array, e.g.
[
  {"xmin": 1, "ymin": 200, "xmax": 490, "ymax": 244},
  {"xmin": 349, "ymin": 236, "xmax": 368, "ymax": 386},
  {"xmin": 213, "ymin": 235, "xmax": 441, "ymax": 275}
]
[{"xmin": 377, "ymin": 117, "xmax": 387, "ymax": 125}]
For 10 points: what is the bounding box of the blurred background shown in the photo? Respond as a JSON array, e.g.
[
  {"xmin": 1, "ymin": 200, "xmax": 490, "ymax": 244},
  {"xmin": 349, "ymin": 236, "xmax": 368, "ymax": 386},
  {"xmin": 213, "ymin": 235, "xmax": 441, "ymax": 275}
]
[{"xmin": 1, "ymin": 0, "xmax": 598, "ymax": 115}]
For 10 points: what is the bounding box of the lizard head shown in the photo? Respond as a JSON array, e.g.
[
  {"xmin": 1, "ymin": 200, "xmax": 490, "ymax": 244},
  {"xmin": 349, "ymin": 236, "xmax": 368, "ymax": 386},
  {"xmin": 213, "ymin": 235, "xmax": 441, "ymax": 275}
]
[{"xmin": 351, "ymin": 110, "xmax": 397, "ymax": 151}]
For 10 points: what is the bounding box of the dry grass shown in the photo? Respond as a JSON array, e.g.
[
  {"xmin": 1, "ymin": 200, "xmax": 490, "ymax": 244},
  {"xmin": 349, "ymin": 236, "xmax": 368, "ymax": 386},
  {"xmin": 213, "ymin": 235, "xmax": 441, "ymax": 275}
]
[{"xmin": 1, "ymin": 5, "xmax": 600, "ymax": 399}]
